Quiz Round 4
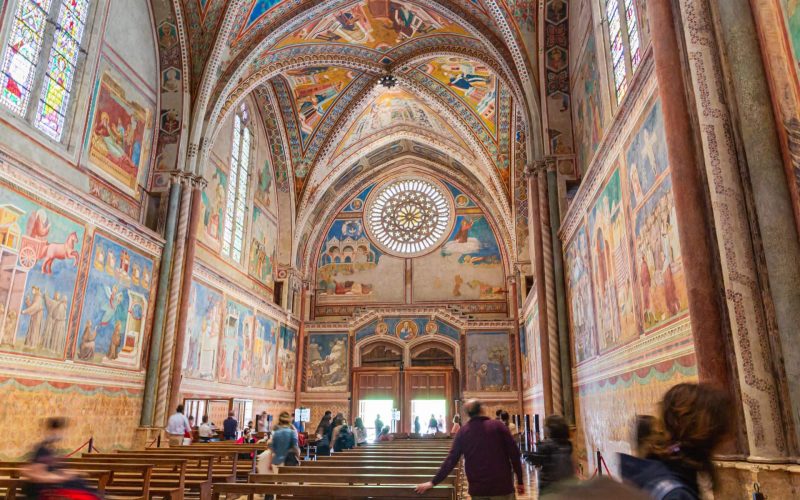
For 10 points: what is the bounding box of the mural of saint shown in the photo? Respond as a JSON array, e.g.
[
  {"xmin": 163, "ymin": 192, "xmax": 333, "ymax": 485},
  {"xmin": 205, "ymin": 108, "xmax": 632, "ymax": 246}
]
[{"xmin": 306, "ymin": 333, "xmax": 349, "ymax": 391}]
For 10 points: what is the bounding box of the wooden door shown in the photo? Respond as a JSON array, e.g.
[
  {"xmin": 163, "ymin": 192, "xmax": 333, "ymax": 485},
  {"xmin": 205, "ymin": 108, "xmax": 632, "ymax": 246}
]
[
  {"xmin": 351, "ymin": 367, "xmax": 401, "ymax": 424},
  {"xmin": 402, "ymin": 367, "xmax": 456, "ymax": 433}
]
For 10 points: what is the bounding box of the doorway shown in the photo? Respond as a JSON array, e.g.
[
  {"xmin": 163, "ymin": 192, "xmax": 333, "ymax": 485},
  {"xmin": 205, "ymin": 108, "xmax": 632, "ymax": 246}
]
[
  {"xmin": 411, "ymin": 399, "xmax": 447, "ymax": 435},
  {"xmin": 358, "ymin": 399, "xmax": 394, "ymax": 442}
]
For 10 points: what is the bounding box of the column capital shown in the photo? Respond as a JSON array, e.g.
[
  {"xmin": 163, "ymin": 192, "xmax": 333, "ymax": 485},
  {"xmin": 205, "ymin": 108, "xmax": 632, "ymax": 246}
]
[
  {"xmin": 544, "ymin": 156, "xmax": 558, "ymax": 172},
  {"xmin": 524, "ymin": 160, "xmax": 547, "ymax": 178}
]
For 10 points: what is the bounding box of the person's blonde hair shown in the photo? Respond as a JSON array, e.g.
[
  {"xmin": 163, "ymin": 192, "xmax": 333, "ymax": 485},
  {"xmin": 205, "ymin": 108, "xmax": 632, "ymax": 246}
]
[{"xmin": 273, "ymin": 411, "xmax": 293, "ymax": 430}]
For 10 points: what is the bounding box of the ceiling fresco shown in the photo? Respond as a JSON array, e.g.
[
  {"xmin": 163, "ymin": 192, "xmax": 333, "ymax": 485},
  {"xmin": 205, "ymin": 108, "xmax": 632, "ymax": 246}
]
[
  {"xmin": 335, "ymin": 88, "xmax": 465, "ymax": 154},
  {"xmin": 164, "ymin": 0, "xmax": 544, "ymax": 268},
  {"xmin": 416, "ymin": 56, "xmax": 499, "ymax": 137},
  {"xmin": 282, "ymin": 66, "xmax": 361, "ymax": 148}
]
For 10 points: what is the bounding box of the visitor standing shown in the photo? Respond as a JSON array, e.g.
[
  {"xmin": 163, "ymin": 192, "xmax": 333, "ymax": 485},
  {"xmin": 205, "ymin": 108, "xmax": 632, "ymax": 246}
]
[
  {"xmin": 165, "ymin": 405, "xmax": 192, "ymax": 447},
  {"xmin": 620, "ymin": 383, "xmax": 733, "ymax": 500},
  {"xmin": 450, "ymin": 415, "xmax": 461, "ymax": 435},
  {"xmin": 416, "ymin": 400, "xmax": 524, "ymax": 498},
  {"xmin": 315, "ymin": 410, "xmax": 332, "ymax": 438},
  {"xmin": 223, "ymin": 411, "xmax": 238, "ymax": 441},
  {"xmin": 353, "ymin": 417, "xmax": 368, "ymax": 446},
  {"xmin": 525, "ymin": 414, "xmax": 575, "ymax": 494},
  {"xmin": 414, "ymin": 416, "xmax": 421, "ymax": 434},
  {"xmin": 428, "ymin": 414, "xmax": 439, "ymax": 434},
  {"xmin": 269, "ymin": 412, "xmax": 300, "ymax": 472},
  {"xmin": 374, "ymin": 414, "xmax": 384, "ymax": 440}
]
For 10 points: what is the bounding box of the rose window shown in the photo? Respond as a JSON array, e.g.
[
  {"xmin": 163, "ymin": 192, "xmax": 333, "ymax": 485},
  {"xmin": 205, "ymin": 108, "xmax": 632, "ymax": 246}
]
[{"xmin": 365, "ymin": 178, "xmax": 454, "ymax": 256}]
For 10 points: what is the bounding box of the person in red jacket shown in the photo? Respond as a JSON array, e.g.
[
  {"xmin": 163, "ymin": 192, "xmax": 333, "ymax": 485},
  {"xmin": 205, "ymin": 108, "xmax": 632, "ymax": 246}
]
[{"xmin": 416, "ymin": 399, "xmax": 524, "ymax": 498}]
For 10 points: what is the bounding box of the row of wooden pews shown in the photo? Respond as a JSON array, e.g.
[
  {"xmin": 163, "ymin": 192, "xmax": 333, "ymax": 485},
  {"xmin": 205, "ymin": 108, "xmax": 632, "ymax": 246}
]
[
  {"xmin": 211, "ymin": 438, "xmax": 458, "ymax": 499},
  {"xmin": 0, "ymin": 438, "xmax": 457, "ymax": 499},
  {"xmin": 0, "ymin": 441, "xmax": 267, "ymax": 500}
]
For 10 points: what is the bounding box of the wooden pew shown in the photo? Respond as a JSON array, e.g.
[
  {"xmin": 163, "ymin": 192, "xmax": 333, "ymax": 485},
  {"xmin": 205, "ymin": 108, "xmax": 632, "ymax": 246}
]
[
  {"xmin": 0, "ymin": 466, "xmax": 113, "ymax": 494},
  {"xmin": 250, "ymin": 473, "xmax": 455, "ymax": 486},
  {"xmin": 211, "ymin": 483, "xmax": 455, "ymax": 499}
]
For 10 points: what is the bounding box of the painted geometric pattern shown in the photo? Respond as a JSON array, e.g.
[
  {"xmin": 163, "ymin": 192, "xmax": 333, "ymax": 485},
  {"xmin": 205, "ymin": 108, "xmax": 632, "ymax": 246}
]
[
  {"xmin": 272, "ymin": 72, "xmax": 373, "ymax": 197},
  {"xmin": 253, "ymin": 86, "xmax": 291, "ymax": 193},
  {"xmin": 182, "ymin": 0, "xmax": 228, "ymax": 90},
  {"xmin": 229, "ymin": 0, "xmax": 303, "ymax": 55}
]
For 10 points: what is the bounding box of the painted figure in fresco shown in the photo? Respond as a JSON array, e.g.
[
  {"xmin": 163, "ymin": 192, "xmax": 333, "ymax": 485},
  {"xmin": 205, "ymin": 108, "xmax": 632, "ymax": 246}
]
[
  {"xmin": 26, "ymin": 210, "xmax": 51, "ymax": 239},
  {"xmin": 3, "ymin": 310, "xmax": 18, "ymax": 345},
  {"xmin": 42, "ymin": 291, "xmax": 67, "ymax": 352},
  {"xmin": 107, "ymin": 320, "xmax": 122, "ymax": 360},
  {"xmin": 21, "ymin": 286, "xmax": 45, "ymax": 348},
  {"xmin": 78, "ymin": 321, "xmax": 97, "ymax": 360},
  {"xmin": 100, "ymin": 285, "xmax": 124, "ymax": 327},
  {"xmin": 453, "ymin": 217, "xmax": 475, "ymax": 243},
  {"xmin": 475, "ymin": 363, "xmax": 489, "ymax": 391},
  {"xmin": 388, "ymin": 1, "xmax": 440, "ymax": 41},
  {"xmin": 448, "ymin": 72, "xmax": 491, "ymax": 91}
]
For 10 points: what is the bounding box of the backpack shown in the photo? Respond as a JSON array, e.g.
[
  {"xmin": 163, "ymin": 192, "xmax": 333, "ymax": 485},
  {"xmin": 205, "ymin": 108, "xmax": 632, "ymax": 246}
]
[{"xmin": 334, "ymin": 426, "xmax": 354, "ymax": 451}]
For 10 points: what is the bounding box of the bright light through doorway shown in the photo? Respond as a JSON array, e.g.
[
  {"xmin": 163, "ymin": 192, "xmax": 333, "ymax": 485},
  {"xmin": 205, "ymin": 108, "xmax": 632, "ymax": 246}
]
[
  {"xmin": 358, "ymin": 399, "xmax": 394, "ymax": 442},
  {"xmin": 411, "ymin": 400, "xmax": 447, "ymax": 435}
]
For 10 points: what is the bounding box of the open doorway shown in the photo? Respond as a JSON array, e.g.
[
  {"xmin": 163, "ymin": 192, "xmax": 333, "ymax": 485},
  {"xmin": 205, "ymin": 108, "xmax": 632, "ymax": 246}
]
[
  {"xmin": 358, "ymin": 399, "xmax": 394, "ymax": 442},
  {"xmin": 410, "ymin": 400, "xmax": 447, "ymax": 435}
]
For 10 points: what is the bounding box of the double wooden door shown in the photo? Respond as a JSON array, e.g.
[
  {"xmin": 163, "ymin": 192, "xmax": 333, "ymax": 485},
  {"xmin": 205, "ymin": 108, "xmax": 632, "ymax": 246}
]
[{"xmin": 351, "ymin": 366, "xmax": 458, "ymax": 433}]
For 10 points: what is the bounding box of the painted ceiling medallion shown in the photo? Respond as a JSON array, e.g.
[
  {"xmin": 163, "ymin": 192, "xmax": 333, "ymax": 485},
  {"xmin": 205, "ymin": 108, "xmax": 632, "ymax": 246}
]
[{"xmin": 365, "ymin": 177, "xmax": 454, "ymax": 257}]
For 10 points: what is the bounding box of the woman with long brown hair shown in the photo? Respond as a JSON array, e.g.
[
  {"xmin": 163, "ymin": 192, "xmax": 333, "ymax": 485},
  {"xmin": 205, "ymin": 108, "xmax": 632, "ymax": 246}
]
[{"xmin": 621, "ymin": 383, "xmax": 733, "ymax": 499}]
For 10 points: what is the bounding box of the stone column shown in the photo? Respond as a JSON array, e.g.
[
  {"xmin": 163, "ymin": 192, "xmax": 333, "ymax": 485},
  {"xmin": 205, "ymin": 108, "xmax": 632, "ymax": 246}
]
[
  {"xmin": 154, "ymin": 172, "xmax": 194, "ymax": 425},
  {"xmin": 140, "ymin": 172, "xmax": 183, "ymax": 426},
  {"xmin": 537, "ymin": 162, "xmax": 562, "ymax": 415},
  {"xmin": 525, "ymin": 162, "xmax": 553, "ymax": 415},
  {"xmin": 649, "ymin": 0, "xmax": 789, "ymax": 459},
  {"xmin": 167, "ymin": 174, "xmax": 207, "ymax": 415},
  {"xmin": 546, "ymin": 157, "xmax": 574, "ymax": 424}
]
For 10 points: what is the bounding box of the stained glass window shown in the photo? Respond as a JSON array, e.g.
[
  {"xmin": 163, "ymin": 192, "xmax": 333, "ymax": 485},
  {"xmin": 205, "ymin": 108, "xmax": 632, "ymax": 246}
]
[
  {"xmin": 223, "ymin": 105, "xmax": 251, "ymax": 262},
  {"xmin": 0, "ymin": 0, "xmax": 53, "ymax": 114},
  {"xmin": 605, "ymin": 0, "xmax": 627, "ymax": 99},
  {"xmin": 605, "ymin": 0, "xmax": 643, "ymax": 101},
  {"xmin": 35, "ymin": 0, "xmax": 89, "ymax": 139},
  {"xmin": 365, "ymin": 178, "xmax": 453, "ymax": 257},
  {"xmin": 624, "ymin": 0, "xmax": 642, "ymax": 72}
]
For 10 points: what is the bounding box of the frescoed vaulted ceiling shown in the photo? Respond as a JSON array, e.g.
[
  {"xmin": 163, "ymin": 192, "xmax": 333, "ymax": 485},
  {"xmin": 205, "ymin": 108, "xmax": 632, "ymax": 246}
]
[{"xmin": 163, "ymin": 0, "xmax": 545, "ymax": 268}]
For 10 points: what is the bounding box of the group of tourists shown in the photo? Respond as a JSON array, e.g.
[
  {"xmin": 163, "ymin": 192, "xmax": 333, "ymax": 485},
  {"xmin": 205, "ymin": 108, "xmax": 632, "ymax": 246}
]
[{"xmin": 416, "ymin": 383, "xmax": 731, "ymax": 500}]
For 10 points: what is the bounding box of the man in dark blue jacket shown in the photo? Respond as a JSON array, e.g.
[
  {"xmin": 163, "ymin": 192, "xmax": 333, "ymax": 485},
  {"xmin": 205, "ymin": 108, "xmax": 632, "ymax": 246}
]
[
  {"xmin": 222, "ymin": 411, "xmax": 238, "ymax": 440},
  {"xmin": 416, "ymin": 400, "xmax": 524, "ymax": 498}
]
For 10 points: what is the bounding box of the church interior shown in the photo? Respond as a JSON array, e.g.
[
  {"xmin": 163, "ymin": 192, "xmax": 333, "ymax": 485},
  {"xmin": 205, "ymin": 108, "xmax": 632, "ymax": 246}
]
[{"xmin": 1, "ymin": 0, "xmax": 800, "ymax": 497}]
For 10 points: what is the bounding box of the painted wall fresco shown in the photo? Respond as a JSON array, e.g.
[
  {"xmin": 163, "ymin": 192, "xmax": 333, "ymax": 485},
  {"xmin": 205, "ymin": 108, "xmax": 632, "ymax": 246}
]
[
  {"xmin": 784, "ymin": 1, "xmax": 800, "ymax": 64},
  {"xmin": 465, "ymin": 331, "xmax": 512, "ymax": 391},
  {"xmin": 252, "ymin": 314, "xmax": 277, "ymax": 389},
  {"xmin": 200, "ymin": 165, "xmax": 228, "ymax": 248},
  {"xmin": 274, "ymin": 0, "xmax": 469, "ymax": 51},
  {"xmin": 0, "ymin": 185, "xmax": 84, "ymax": 359},
  {"xmin": 572, "ymin": 22, "xmax": 605, "ymax": 175},
  {"xmin": 565, "ymin": 225, "xmax": 597, "ymax": 363},
  {"xmin": 85, "ymin": 68, "xmax": 154, "ymax": 196},
  {"xmin": 75, "ymin": 234, "xmax": 154, "ymax": 369},
  {"xmin": 588, "ymin": 168, "xmax": 638, "ymax": 351},
  {"xmin": 306, "ymin": 332, "xmax": 349, "ymax": 392},
  {"xmin": 625, "ymin": 100, "xmax": 688, "ymax": 330},
  {"xmin": 417, "ymin": 56, "xmax": 498, "ymax": 136},
  {"xmin": 183, "ymin": 280, "xmax": 224, "ymax": 381},
  {"xmin": 412, "ymin": 215, "xmax": 505, "ymax": 302},
  {"xmin": 253, "ymin": 159, "xmax": 276, "ymax": 211},
  {"xmin": 276, "ymin": 324, "xmax": 298, "ymax": 391},
  {"xmin": 218, "ymin": 299, "xmax": 255, "ymax": 385},
  {"xmin": 248, "ymin": 205, "xmax": 276, "ymax": 288},
  {"xmin": 316, "ymin": 219, "xmax": 405, "ymax": 304},
  {"xmin": 354, "ymin": 316, "xmax": 461, "ymax": 342},
  {"xmin": 282, "ymin": 66, "xmax": 359, "ymax": 146},
  {"xmin": 522, "ymin": 305, "xmax": 541, "ymax": 388}
]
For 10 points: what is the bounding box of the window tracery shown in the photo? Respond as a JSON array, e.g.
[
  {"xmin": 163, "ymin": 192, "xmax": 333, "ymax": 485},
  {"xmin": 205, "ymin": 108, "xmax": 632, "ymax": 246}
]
[
  {"xmin": 365, "ymin": 178, "xmax": 453, "ymax": 257},
  {"xmin": 222, "ymin": 103, "xmax": 251, "ymax": 262}
]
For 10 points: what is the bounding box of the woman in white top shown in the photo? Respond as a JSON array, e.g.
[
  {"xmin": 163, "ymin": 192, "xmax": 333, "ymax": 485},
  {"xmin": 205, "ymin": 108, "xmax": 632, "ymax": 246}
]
[
  {"xmin": 353, "ymin": 417, "xmax": 368, "ymax": 446},
  {"xmin": 198, "ymin": 415, "xmax": 215, "ymax": 442}
]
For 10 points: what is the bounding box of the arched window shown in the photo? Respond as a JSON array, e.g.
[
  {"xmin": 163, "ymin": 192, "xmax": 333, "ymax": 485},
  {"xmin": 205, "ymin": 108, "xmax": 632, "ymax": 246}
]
[
  {"xmin": 222, "ymin": 103, "xmax": 251, "ymax": 262},
  {"xmin": 0, "ymin": 0, "xmax": 90, "ymax": 140},
  {"xmin": 603, "ymin": 0, "xmax": 641, "ymax": 101}
]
